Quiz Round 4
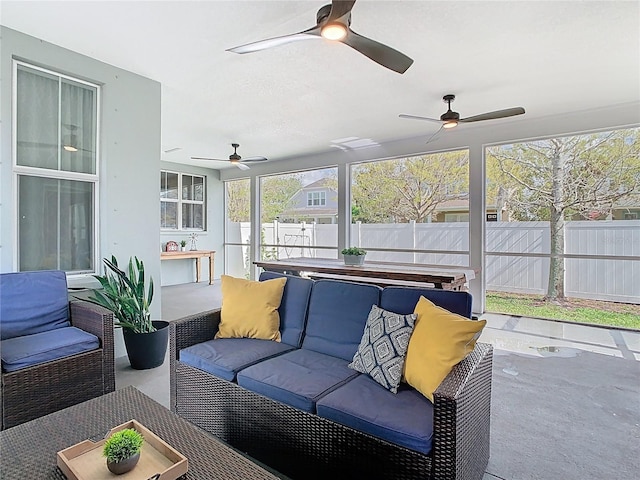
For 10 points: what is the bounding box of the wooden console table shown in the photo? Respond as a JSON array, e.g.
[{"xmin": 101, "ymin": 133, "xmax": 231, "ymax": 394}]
[
  {"xmin": 254, "ymin": 257, "xmax": 471, "ymax": 291},
  {"xmin": 161, "ymin": 250, "xmax": 215, "ymax": 285}
]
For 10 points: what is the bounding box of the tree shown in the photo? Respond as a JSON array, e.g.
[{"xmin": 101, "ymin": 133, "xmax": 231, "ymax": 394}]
[
  {"xmin": 260, "ymin": 174, "xmax": 303, "ymax": 223},
  {"xmin": 226, "ymin": 179, "xmax": 250, "ymax": 222},
  {"xmin": 352, "ymin": 151, "xmax": 469, "ymax": 223},
  {"xmin": 487, "ymin": 128, "xmax": 640, "ymax": 301},
  {"xmin": 225, "ymin": 175, "xmax": 304, "ymax": 224}
]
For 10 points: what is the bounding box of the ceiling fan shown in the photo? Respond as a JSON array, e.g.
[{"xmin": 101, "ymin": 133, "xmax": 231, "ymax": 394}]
[
  {"xmin": 191, "ymin": 143, "xmax": 268, "ymax": 170},
  {"xmin": 226, "ymin": 0, "xmax": 414, "ymax": 74},
  {"xmin": 400, "ymin": 94, "xmax": 526, "ymax": 129}
]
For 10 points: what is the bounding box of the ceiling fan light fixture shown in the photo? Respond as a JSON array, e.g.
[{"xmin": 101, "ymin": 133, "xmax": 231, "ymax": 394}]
[
  {"xmin": 321, "ymin": 22, "xmax": 347, "ymax": 41},
  {"xmin": 443, "ymin": 121, "xmax": 458, "ymax": 129},
  {"xmin": 63, "ymin": 134, "xmax": 78, "ymax": 152}
]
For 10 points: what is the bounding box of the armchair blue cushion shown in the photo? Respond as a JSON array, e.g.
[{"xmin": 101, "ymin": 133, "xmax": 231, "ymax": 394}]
[
  {"xmin": 0, "ymin": 270, "xmax": 70, "ymax": 340},
  {"xmin": 1, "ymin": 326, "xmax": 99, "ymax": 372}
]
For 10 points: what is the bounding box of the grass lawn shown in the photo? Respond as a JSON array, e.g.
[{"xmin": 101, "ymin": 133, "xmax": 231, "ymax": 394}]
[{"xmin": 485, "ymin": 291, "xmax": 640, "ymax": 330}]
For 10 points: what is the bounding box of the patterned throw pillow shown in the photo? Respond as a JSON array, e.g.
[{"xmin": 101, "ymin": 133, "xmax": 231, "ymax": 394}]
[{"xmin": 349, "ymin": 305, "xmax": 417, "ymax": 393}]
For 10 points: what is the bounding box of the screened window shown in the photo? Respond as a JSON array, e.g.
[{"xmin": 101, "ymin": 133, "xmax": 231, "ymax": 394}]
[
  {"xmin": 161, "ymin": 171, "xmax": 205, "ymax": 230},
  {"xmin": 350, "ymin": 150, "xmax": 470, "ymax": 265},
  {"xmin": 15, "ymin": 62, "xmax": 99, "ymax": 274},
  {"xmin": 224, "ymin": 178, "xmax": 251, "ymax": 277},
  {"xmin": 260, "ymin": 168, "xmax": 338, "ymax": 261}
]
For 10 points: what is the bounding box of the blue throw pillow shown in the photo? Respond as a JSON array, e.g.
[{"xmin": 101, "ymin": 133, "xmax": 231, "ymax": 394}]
[{"xmin": 349, "ymin": 305, "xmax": 417, "ymax": 394}]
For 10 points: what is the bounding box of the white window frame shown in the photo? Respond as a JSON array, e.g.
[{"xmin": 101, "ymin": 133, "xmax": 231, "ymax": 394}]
[
  {"xmin": 12, "ymin": 60, "xmax": 100, "ymax": 276},
  {"xmin": 307, "ymin": 190, "xmax": 326, "ymax": 207},
  {"xmin": 160, "ymin": 170, "xmax": 206, "ymax": 231}
]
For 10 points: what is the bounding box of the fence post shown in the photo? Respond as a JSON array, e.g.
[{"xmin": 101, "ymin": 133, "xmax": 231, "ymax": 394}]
[{"xmin": 411, "ymin": 220, "xmax": 416, "ymax": 264}]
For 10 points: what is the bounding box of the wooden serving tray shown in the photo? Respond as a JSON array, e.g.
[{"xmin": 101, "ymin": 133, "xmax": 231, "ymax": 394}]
[{"xmin": 57, "ymin": 420, "xmax": 188, "ymax": 480}]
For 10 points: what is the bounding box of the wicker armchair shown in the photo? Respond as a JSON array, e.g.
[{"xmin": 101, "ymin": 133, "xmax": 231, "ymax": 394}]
[
  {"xmin": 170, "ymin": 309, "xmax": 493, "ymax": 480},
  {"xmin": 1, "ymin": 300, "xmax": 115, "ymax": 430}
]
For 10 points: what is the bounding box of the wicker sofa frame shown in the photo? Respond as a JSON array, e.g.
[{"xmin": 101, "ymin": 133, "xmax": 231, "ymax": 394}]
[
  {"xmin": 170, "ymin": 308, "xmax": 493, "ymax": 480},
  {"xmin": 1, "ymin": 300, "xmax": 115, "ymax": 430}
]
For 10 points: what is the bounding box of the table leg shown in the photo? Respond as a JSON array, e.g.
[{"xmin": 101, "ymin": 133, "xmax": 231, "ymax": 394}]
[
  {"xmin": 196, "ymin": 258, "xmax": 201, "ymax": 283},
  {"xmin": 209, "ymin": 253, "xmax": 215, "ymax": 285}
]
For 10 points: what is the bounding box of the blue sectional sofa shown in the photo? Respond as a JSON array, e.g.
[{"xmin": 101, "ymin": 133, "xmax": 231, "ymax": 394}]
[{"xmin": 170, "ymin": 272, "xmax": 493, "ymax": 480}]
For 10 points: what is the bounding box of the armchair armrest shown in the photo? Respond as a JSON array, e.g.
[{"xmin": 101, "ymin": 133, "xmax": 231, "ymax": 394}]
[
  {"xmin": 169, "ymin": 309, "xmax": 221, "ymax": 411},
  {"xmin": 432, "ymin": 342, "xmax": 493, "ymax": 480},
  {"xmin": 69, "ymin": 300, "xmax": 115, "ymax": 394}
]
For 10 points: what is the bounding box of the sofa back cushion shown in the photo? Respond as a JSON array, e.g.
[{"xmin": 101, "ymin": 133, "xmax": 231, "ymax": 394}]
[
  {"xmin": 0, "ymin": 270, "xmax": 70, "ymax": 340},
  {"xmin": 260, "ymin": 271, "xmax": 313, "ymax": 347},
  {"xmin": 302, "ymin": 279, "xmax": 381, "ymax": 361},
  {"xmin": 380, "ymin": 286, "xmax": 472, "ymax": 319}
]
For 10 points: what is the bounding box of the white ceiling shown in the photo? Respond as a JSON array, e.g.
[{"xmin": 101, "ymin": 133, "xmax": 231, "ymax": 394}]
[{"xmin": 2, "ymin": 1, "xmax": 639, "ymax": 170}]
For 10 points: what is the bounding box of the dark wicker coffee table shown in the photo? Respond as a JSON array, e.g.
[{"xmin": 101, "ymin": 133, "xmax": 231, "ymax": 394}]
[{"xmin": 0, "ymin": 386, "xmax": 284, "ymax": 479}]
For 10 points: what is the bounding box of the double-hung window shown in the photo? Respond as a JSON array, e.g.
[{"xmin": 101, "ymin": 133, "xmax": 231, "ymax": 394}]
[
  {"xmin": 161, "ymin": 171, "xmax": 205, "ymax": 230},
  {"xmin": 14, "ymin": 61, "xmax": 99, "ymax": 274},
  {"xmin": 307, "ymin": 191, "xmax": 326, "ymax": 207}
]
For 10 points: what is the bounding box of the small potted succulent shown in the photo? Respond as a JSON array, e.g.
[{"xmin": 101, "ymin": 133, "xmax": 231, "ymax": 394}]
[
  {"xmin": 103, "ymin": 428, "xmax": 144, "ymax": 475},
  {"xmin": 341, "ymin": 247, "xmax": 367, "ymax": 266},
  {"xmin": 180, "ymin": 239, "xmax": 187, "ymax": 251}
]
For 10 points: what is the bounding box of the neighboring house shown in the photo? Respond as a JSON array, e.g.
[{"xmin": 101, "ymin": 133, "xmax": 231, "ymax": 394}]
[
  {"xmin": 432, "ymin": 198, "xmax": 500, "ymax": 223},
  {"xmin": 279, "ymin": 179, "xmax": 338, "ymax": 224}
]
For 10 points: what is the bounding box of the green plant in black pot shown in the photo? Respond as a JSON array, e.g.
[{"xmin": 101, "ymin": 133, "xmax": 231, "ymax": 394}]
[
  {"xmin": 87, "ymin": 255, "xmax": 168, "ymax": 369},
  {"xmin": 103, "ymin": 428, "xmax": 144, "ymax": 475}
]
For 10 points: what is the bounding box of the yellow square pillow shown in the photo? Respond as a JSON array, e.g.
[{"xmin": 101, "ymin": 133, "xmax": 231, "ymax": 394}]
[
  {"xmin": 403, "ymin": 296, "xmax": 486, "ymax": 402},
  {"xmin": 216, "ymin": 275, "xmax": 287, "ymax": 341}
]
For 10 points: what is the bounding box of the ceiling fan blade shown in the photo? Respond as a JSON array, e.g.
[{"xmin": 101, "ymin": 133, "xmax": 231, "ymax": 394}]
[
  {"xmin": 398, "ymin": 114, "xmax": 442, "ymax": 123},
  {"xmin": 235, "ymin": 163, "xmax": 251, "ymax": 171},
  {"xmin": 241, "ymin": 156, "xmax": 269, "ymax": 163},
  {"xmin": 327, "ymin": 0, "xmax": 357, "ymax": 22},
  {"xmin": 226, "ymin": 26, "xmax": 321, "ymax": 54},
  {"xmin": 341, "ymin": 30, "xmax": 413, "ymax": 74},
  {"xmin": 460, "ymin": 107, "xmax": 525, "ymax": 123},
  {"xmin": 190, "ymin": 156, "xmax": 227, "ymax": 161}
]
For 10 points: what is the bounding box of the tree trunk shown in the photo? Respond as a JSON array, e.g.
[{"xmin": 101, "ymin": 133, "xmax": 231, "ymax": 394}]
[{"xmin": 546, "ymin": 147, "xmax": 566, "ymax": 301}]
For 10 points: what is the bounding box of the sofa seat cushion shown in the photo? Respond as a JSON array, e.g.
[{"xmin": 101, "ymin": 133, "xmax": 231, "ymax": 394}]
[
  {"xmin": 0, "ymin": 270, "xmax": 71, "ymax": 340},
  {"xmin": 237, "ymin": 349, "xmax": 360, "ymax": 413},
  {"xmin": 302, "ymin": 279, "xmax": 381, "ymax": 361},
  {"xmin": 0, "ymin": 326, "xmax": 99, "ymax": 373},
  {"xmin": 316, "ymin": 374, "xmax": 434, "ymax": 454},
  {"xmin": 180, "ymin": 338, "xmax": 295, "ymax": 381}
]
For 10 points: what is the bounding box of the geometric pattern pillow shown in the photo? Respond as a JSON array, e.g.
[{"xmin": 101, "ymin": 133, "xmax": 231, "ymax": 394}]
[{"xmin": 349, "ymin": 305, "xmax": 417, "ymax": 393}]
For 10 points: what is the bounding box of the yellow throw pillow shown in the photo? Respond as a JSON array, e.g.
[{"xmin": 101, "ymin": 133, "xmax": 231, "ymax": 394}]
[
  {"xmin": 403, "ymin": 296, "xmax": 486, "ymax": 402},
  {"xmin": 216, "ymin": 275, "xmax": 287, "ymax": 341}
]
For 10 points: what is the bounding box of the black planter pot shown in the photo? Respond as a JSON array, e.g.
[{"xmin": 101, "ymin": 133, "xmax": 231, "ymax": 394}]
[
  {"xmin": 122, "ymin": 321, "xmax": 169, "ymax": 370},
  {"xmin": 107, "ymin": 452, "xmax": 140, "ymax": 475}
]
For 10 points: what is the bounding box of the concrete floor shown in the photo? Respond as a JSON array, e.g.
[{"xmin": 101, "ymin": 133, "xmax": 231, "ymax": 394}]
[{"xmin": 115, "ymin": 281, "xmax": 640, "ymax": 480}]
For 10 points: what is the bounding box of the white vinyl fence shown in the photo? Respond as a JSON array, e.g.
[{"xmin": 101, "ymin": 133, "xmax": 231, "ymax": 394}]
[{"xmin": 226, "ymin": 220, "xmax": 640, "ymax": 304}]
